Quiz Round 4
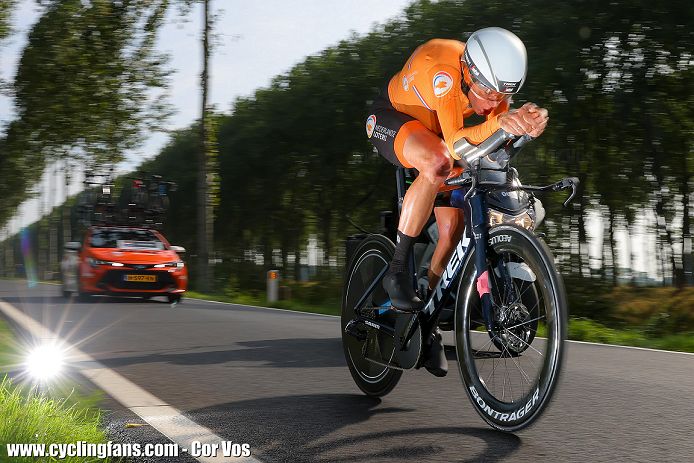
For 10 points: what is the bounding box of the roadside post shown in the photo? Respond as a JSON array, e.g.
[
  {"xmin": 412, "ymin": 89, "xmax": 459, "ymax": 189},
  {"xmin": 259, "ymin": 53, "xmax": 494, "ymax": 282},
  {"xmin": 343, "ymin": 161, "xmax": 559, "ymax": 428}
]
[{"xmin": 267, "ymin": 270, "xmax": 279, "ymax": 303}]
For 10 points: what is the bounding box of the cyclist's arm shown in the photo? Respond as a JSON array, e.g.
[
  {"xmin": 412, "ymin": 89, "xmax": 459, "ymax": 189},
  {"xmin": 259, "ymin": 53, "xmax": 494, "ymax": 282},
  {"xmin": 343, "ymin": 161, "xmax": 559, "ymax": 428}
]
[{"xmin": 431, "ymin": 66, "xmax": 508, "ymax": 158}]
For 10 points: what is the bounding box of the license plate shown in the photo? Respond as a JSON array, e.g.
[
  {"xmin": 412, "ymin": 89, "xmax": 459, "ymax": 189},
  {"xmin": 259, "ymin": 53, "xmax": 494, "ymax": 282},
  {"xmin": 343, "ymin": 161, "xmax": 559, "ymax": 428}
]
[{"xmin": 125, "ymin": 274, "xmax": 156, "ymax": 282}]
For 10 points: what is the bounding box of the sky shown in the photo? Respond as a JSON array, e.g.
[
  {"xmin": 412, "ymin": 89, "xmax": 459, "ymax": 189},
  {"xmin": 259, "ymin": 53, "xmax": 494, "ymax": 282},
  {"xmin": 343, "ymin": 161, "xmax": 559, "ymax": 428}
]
[{"xmin": 0, "ymin": 0, "xmax": 413, "ymax": 234}]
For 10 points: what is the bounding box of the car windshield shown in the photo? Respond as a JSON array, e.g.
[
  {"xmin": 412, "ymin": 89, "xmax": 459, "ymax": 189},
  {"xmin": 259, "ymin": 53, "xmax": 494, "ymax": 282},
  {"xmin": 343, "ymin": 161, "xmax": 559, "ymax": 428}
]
[{"xmin": 90, "ymin": 229, "xmax": 165, "ymax": 250}]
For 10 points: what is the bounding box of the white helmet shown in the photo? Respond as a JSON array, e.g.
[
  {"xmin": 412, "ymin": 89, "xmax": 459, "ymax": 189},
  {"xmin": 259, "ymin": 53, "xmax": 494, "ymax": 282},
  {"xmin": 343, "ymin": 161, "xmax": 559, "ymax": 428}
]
[{"xmin": 463, "ymin": 27, "xmax": 527, "ymax": 94}]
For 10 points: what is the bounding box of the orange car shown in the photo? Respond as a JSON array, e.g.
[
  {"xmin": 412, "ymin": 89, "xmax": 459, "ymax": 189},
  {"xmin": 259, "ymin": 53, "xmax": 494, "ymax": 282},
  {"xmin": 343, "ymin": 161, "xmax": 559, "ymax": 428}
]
[{"xmin": 61, "ymin": 226, "xmax": 188, "ymax": 303}]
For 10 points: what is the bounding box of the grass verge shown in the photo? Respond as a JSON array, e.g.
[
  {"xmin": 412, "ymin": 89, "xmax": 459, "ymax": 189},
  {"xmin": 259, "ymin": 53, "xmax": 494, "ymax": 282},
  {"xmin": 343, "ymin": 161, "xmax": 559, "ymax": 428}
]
[
  {"xmin": 0, "ymin": 317, "xmax": 111, "ymax": 462},
  {"xmin": 187, "ymin": 292, "xmax": 694, "ymax": 353},
  {"xmin": 186, "ymin": 290, "xmax": 341, "ymax": 316}
]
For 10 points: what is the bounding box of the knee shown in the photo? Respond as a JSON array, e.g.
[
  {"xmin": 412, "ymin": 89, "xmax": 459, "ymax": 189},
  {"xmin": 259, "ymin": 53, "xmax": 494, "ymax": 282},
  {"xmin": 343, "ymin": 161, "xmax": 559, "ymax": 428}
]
[
  {"xmin": 436, "ymin": 217, "xmax": 456, "ymax": 246},
  {"xmin": 421, "ymin": 150, "xmax": 452, "ymax": 184}
]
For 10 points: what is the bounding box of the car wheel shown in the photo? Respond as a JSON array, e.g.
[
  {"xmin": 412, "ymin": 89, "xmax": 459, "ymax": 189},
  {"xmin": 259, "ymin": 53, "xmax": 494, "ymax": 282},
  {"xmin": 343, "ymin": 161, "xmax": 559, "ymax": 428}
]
[{"xmin": 168, "ymin": 294, "xmax": 181, "ymax": 304}]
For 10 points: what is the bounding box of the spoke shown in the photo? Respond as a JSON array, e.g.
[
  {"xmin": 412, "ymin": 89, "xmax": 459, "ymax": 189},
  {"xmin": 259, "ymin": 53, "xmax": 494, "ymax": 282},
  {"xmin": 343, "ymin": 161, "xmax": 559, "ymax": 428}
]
[
  {"xmin": 504, "ymin": 349, "xmax": 514, "ymax": 402},
  {"xmin": 515, "ymin": 279, "xmax": 537, "ymax": 303},
  {"xmin": 486, "ymin": 348, "xmax": 499, "ymax": 386},
  {"xmin": 504, "ymin": 315, "xmax": 546, "ymax": 331},
  {"xmin": 508, "ymin": 348, "xmax": 533, "ymax": 385},
  {"xmin": 504, "ymin": 328, "xmax": 545, "ymax": 358},
  {"xmin": 475, "ymin": 335, "xmax": 497, "ymax": 354}
]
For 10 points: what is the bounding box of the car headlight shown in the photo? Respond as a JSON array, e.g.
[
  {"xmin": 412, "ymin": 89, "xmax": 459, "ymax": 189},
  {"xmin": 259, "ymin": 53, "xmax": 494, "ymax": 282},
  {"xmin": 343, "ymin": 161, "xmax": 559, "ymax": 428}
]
[
  {"xmin": 488, "ymin": 209, "xmax": 534, "ymax": 230},
  {"xmin": 159, "ymin": 261, "xmax": 185, "ymax": 269},
  {"xmin": 87, "ymin": 258, "xmax": 124, "ymax": 267}
]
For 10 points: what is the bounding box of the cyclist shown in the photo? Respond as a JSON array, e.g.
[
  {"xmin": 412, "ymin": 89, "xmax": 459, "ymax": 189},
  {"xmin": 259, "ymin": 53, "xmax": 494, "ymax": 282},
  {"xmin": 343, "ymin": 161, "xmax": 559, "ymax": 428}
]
[{"xmin": 365, "ymin": 27, "xmax": 548, "ymax": 376}]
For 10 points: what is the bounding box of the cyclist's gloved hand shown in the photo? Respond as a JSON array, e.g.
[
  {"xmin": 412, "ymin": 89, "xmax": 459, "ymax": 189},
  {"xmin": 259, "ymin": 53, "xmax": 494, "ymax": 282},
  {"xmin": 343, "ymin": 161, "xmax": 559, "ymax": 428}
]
[
  {"xmin": 499, "ymin": 102, "xmax": 549, "ymax": 137},
  {"xmin": 498, "ymin": 108, "xmax": 534, "ymax": 136},
  {"xmin": 517, "ymin": 102, "xmax": 549, "ymax": 138}
]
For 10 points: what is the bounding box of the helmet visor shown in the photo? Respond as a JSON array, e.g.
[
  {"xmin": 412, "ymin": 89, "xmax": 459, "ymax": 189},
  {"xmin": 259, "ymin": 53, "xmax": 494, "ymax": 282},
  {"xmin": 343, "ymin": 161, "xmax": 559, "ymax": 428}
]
[{"xmin": 468, "ymin": 79, "xmax": 508, "ymax": 102}]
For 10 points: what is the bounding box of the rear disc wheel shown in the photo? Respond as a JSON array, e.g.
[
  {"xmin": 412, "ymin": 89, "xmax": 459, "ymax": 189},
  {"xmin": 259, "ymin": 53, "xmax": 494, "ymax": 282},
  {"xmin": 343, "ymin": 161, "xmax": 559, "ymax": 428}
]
[{"xmin": 341, "ymin": 235, "xmax": 402, "ymax": 397}]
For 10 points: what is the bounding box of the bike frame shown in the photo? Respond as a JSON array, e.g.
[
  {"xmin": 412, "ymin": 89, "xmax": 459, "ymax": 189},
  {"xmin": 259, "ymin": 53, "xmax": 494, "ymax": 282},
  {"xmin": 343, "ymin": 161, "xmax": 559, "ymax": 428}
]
[
  {"xmin": 354, "ymin": 177, "xmax": 496, "ymax": 352},
  {"xmin": 352, "ymin": 160, "xmax": 578, "ymax": 362}
]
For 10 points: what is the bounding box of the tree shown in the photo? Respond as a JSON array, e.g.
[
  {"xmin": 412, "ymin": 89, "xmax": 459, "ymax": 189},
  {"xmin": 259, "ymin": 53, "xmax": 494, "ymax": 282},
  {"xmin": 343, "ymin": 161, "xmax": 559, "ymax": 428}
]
[
  {"xmin": 0, "ymin": 0, "xmax": 172, "ymax": 229},
  {"xmin": 0, "ymin": 0, "xmax": 14, "ymax": 40}
]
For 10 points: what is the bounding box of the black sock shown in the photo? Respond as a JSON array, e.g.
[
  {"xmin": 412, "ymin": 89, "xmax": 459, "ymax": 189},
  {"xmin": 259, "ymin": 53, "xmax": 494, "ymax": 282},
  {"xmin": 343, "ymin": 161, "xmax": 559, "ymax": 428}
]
[{"xmin": 389, "ymin": 230, "xmax": 416, "ymax": 274}]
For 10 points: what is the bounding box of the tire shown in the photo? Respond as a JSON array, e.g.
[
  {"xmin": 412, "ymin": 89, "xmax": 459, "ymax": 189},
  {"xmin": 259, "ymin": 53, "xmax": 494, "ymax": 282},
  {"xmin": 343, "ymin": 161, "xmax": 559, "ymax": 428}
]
[
  {"xmin": 168, "ymin": 294, "xmax": 181, "ymax": 304},
  {"xmin": 341, "ymin": 235, "xmax": 402, "ymax": 397},
  {"xmin": 455, "ymin": 225, "xmax": 567, "ymax": 432}
]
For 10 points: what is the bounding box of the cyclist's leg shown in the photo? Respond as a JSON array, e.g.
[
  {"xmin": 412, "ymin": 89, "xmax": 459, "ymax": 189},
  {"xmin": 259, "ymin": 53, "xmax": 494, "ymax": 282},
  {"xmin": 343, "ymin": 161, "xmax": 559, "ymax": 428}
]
[
  {"xmin": 366, "ymin": 99, "xmax": 451, "ymax": 311},
  {"xmin": 398, "ymin": 129, "xmax": 453, "ymax": 237},
  {"xmin": 385, "ymin": 126, "xmax": 451, "ymax": 309},
  {"xmin": 428, "ymin": 206, "xmax": 466, "ymax": 289}
]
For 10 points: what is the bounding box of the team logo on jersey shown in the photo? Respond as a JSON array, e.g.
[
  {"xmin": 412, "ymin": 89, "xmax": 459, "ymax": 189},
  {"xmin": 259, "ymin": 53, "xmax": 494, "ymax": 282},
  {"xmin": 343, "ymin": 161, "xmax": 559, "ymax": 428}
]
[
  {"xmin": 433, "ymin": 71, "xmax": 453, "ymax": 97},
  {"xmin": 366, "ymin": 115, "xmax": 376, "ymax": 138},
  {"xmin": 402, "ymin": 75, "xmax": 409, "ymax": 91}
]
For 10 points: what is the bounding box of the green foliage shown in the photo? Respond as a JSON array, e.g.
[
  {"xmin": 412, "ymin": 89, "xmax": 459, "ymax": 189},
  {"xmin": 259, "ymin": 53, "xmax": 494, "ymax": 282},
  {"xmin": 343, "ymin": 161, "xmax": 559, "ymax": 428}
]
[
  {"xmin": 0, "ymin": 0, "xmax": 172, "ymax": 226},
  {"xmin": 0, "ymin": 377, "xmax": 110, "ymax": 463},
  {"xmin": 0, "ymin": 318, "xmax": 109, "ymax": 461},
  {"xmin": 0, "ymin": 0, "xmax": 14, "ymax": 41},
  {"xmin": 608, "ymin": 286, "xmax": 694, "ymax": 333}
]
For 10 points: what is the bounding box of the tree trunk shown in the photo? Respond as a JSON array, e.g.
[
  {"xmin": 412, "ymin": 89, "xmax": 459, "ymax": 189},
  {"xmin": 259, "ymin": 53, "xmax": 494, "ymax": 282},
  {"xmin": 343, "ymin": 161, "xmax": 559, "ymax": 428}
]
[
  {"xmin": 682, "ymin": 174, "xmax": 693, "ymax": 285},
  {"xmin": 197, "ymin": 0, "xmax": 212, "ymax": 292},
  {"xmin": 577, "ymin": 195, "xmax": 589, "ymax": 276},
  {"xmin": 626, "ymin": 222, "xmax": 635, "ymax": 285},
  {"xmin": 608, "ymin": 206, "xmax": 618, "ymax": 286},
  {"xmin": 62, "ymin": 159, "xmax": 72, "ymax": 245}
]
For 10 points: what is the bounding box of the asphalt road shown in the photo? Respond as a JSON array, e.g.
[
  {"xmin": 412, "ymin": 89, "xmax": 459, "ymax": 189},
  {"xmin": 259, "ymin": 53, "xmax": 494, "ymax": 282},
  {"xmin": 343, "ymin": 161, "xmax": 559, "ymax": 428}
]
[{"xmin": 1, "ymin": 279, "xmax": 692, "ymax": 463}]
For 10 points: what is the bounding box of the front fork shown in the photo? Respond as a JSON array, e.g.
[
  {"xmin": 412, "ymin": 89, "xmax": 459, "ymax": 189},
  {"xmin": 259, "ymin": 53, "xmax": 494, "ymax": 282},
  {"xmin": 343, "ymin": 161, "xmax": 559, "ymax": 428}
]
[{"xmin": 470, "ymin": 193, "xmax": 495, "ymax": 333}]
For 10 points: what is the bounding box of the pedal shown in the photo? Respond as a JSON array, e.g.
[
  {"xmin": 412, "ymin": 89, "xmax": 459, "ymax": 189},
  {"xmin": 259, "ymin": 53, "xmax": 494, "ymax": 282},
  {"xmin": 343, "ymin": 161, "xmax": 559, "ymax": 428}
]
[{"xmin": 344, "ymin": 319, "xmax": 367, "ymax": 341}]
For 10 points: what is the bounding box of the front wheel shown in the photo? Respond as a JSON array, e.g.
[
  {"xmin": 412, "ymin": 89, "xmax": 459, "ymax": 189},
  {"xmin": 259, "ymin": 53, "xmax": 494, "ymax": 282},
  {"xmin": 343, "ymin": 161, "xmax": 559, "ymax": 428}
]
[
  {"xmin": 341, "ymin": 235, "xmax": 402, "ymax": 397},
  {"xmin": 455, "ymin": 225, "xmax": 567, "ymax": 432}
]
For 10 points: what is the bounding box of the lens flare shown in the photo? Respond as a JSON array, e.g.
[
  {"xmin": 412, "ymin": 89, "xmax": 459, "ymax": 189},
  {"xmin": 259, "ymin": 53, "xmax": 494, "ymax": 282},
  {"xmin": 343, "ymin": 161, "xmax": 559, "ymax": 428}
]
[
  {"xmin": 25, "ymin": 342, "xmax": 66, "ymax": 382},
  {"xmin": 20, "ymin": 228, "xmax": 38, "ymax": 288}
]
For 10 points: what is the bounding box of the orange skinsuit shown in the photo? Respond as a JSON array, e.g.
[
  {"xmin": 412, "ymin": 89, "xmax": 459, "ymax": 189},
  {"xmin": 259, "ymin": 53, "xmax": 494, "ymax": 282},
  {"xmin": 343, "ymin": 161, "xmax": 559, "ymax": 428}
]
[{"xmin": 387, "ymin": 39, "xmax": 509, "ymax": 160}]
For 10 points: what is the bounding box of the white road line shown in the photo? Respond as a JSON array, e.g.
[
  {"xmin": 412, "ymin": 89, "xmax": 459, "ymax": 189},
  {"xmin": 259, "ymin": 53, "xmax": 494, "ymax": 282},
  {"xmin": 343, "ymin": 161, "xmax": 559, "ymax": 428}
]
[{"xmin": 0, "ymin": 299, "xmax": 263, "ymax": 463}]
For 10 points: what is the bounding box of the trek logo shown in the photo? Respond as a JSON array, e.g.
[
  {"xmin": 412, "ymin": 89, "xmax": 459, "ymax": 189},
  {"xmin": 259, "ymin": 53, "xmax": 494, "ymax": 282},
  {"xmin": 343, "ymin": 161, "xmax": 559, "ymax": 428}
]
[
  {"xmin": 366, "ymin": 115, "xmax": 376, "ymax": 138},
  {"xmin": 432, "ymin": 71, "xmax": 453, "ymax": 97},
  {"xmin": 430, "ymin": 233, "xmax": 471, "ymax": 306},
  {"xmin": 470, "ymin": 386, "xmax": 540, "ymax": 422}
]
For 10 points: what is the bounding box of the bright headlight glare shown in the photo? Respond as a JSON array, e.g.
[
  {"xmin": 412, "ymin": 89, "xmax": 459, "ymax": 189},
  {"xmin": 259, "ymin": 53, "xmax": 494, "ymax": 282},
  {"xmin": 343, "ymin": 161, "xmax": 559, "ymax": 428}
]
[
  {"xmin": 514, "ymin": 212, "xmax": 534, "ymax": 229},
  {"xmin": 25, "ymin": 342, "xmax": 66, "ymax": 382},
  {"xmin": 88, "ymin": 257, "xmax": 122, "ymax": 267},
  {"xmin": 488, "ymin": 210, "xmax": 505, "ymax": 226},
  {"xmin": 163, "ymin": 261, "xmax": 184, "ymax": 269},
  {"xmin": 488, "ymin": 210, "xmax": 534, "ymax": 230}
]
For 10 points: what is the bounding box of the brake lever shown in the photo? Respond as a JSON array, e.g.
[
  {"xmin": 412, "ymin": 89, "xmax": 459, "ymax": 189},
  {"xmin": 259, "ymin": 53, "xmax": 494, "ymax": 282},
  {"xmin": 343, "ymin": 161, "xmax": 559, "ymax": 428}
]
[{"xmin": 562, "ymin": 177, "xmax": 580, "ymax": 208}]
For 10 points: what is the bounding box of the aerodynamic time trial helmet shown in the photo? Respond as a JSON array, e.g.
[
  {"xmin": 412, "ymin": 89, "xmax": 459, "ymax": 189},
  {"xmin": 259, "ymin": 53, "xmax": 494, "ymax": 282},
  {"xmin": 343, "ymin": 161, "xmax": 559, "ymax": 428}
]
[{"xmin": 462, "ymin": 27, "xmax": 527, "ymax": 96}]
